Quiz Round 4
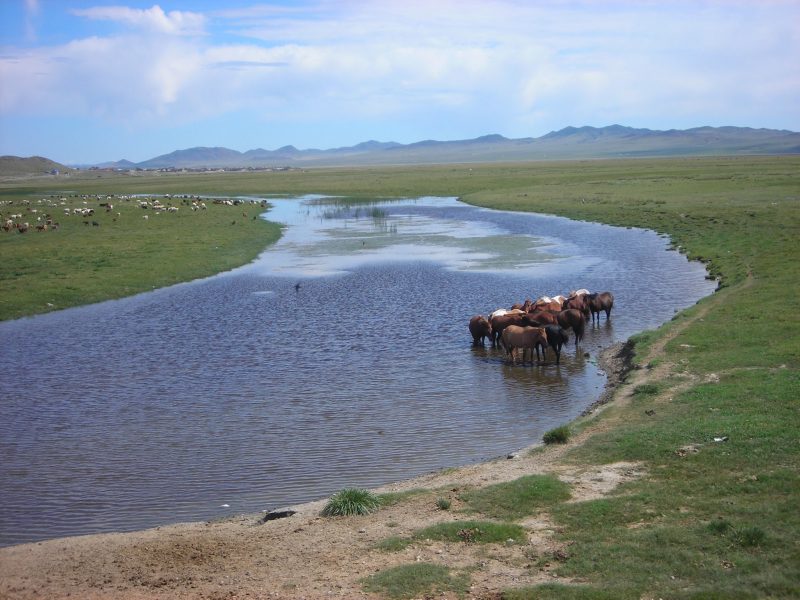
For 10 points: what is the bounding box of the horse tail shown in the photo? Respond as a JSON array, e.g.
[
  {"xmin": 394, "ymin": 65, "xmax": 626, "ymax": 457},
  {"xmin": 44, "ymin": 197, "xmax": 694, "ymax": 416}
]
[{"xmin": 574, "ymin": 317, "xmax": 585, "ymax": 345}]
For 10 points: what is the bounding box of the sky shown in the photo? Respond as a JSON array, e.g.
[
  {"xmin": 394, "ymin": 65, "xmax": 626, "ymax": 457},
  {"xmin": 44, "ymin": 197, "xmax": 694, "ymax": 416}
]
[{"xmin": 1, "ymin": 1, "xmax": 798, "ymax": 165}]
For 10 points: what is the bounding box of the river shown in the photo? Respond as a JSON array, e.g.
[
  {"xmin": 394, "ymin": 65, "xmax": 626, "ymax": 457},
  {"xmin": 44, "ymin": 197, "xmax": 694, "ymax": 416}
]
[{"xmin": 0, "ymin": 196, "xmax": 715, "ymax": 546}]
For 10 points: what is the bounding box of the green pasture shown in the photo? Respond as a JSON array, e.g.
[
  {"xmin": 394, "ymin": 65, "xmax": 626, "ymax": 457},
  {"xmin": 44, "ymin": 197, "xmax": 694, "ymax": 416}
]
[
  {"xmin": 1, "ymin": 156, "xmax": 799, "ymax": 597},
  {"xmin": 0, "ymin": 192, "xmax": 280, "ymax": 320}
]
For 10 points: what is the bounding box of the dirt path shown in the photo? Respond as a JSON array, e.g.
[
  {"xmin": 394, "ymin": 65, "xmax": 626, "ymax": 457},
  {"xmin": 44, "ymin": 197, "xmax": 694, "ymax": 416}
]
[{"xmin": 0, "ymin": 291, "xmax": 731, "ymax": 600}]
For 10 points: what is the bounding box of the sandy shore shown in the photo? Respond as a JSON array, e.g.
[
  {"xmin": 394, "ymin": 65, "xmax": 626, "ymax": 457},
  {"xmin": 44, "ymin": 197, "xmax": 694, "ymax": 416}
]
[{"xmin": 0, "ymin": 343, "xmax": 637, "ymax": 600}]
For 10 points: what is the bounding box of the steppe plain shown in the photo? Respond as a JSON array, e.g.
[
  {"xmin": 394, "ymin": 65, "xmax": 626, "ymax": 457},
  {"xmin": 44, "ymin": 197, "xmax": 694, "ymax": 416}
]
[{"xmin": 1, "ymin": 156, "xmax": 798, "ymax": 598}]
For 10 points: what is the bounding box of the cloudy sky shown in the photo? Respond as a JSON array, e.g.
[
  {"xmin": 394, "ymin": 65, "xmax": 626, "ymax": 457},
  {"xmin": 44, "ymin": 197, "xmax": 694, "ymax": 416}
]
[{"xmin": 1, "ymin": 0, "xmax": 798, "ymax": 164}]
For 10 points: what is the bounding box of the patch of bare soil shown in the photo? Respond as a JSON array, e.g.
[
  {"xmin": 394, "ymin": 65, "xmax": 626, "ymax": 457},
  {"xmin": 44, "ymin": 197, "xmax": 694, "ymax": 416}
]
[{"xmin": 7, "ymin": 303, "xmax": 723, "ymax": 600}]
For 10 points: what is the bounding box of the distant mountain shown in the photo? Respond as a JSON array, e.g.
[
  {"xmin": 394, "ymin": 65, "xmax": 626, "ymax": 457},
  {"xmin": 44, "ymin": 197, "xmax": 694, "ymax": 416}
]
[
  {"xmin": 3, "ymin": 125, "xmax": 789, "ymax": 173},
  {"xmin": 123, "ymin": 126, "xmax": 799, "ymax": 169},
  {"xmin": 0, "ymin": 155, "xmax": 72, "ymax": 177}
]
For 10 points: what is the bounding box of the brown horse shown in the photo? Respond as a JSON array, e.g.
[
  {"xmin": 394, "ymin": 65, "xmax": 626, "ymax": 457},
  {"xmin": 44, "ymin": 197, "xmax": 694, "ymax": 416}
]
[
  {"xmin": 501, "ymin": 325, "xmax": 548, "ymax": 364},
  {"xmin": 468, "ymin": 315, "xmax": 493, "ymax": 346},
  {"xmin": 525, "ymin": 310, "xmax": 559, "ymax": 326},
  {"xmin": 588, "ymin": 292, "xmax": 614, "ymax": 325},
  {"xmin": 563, "ymin": 294, "xmax": 590, "ymax": 321},
  {"xmin": 511, "ymin": 298, "xmax": 534, "ymax": 312},
  {"xmin": 556, "ymin": 308, "xmax": 585, "ymax": 346}
]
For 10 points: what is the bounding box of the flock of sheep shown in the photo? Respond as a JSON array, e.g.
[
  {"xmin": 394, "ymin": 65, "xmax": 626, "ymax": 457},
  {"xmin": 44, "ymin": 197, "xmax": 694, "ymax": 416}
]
[
  {"xmin": 469, "ymin": 290, "xmax": 614, "ymax": 365},
  {"xmin": 1, "ymin": 193, "xmax": 267, "ymax": 233}
]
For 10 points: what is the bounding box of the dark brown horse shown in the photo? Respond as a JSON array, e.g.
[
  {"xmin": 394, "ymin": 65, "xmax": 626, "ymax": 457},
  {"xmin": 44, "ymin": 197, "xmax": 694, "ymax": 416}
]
[
  {"xmin": 556, "ymin": 308, "xmax": 585, "ymax": 346},
  {"xmin": 563, "ymin": 294, "xmax": 590, "ymax": 321},
  {"xmin": 468, "ymin": 315, "xmax": 493, "ymax": 346},
  {"xmin": 588, "ymin": 292, "xmax": 614, "ymax": 325},
  {"xmin": 543, "ymin": 324, "xmax": 569, "ymax": 364}
]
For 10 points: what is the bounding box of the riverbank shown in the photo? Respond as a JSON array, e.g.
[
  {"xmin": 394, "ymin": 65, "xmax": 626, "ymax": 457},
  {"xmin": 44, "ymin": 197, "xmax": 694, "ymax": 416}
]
[
  {"xmin": 0, "ymin": 340, "xmax": 641, "ymax": 599},
  {"xmin": 1, "ymin": 157, "xmax": 797, "ymax": 598}
]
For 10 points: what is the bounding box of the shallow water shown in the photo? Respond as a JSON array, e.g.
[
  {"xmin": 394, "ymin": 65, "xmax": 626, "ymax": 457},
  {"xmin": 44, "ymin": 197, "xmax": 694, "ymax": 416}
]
[{"xmin": 0, "ymin": 196, "xmax": 715, "ymax": 547}]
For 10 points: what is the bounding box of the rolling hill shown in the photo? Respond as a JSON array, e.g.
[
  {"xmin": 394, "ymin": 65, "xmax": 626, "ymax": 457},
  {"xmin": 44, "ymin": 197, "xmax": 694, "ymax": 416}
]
[
  {"xmin": 4, "ymin": 125, "xmax": 799, "ymax": 174},
  {"xmin": 125, "ymin": 125, "xmax": 800, "ymax": 169},
  {"xmin": 0, "ymin": 156, "xmax": 72, "ymax": 177}
]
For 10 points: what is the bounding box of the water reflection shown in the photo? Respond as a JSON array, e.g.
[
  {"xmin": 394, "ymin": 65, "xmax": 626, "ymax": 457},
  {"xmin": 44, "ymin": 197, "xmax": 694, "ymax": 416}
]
[{"xmin": 0, "ymin": 196, "xmax": 715, "ymax": 547}]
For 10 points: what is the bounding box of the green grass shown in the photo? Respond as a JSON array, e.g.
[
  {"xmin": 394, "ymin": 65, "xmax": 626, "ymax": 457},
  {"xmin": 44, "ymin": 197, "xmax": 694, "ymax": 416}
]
[
  {"xmin": 320, "ymin": 488, "xmax": 382, "ymax": 517},
  {"xmin": 375, "ymin": 488, "xmax": 428, "ymax": 507},
  {"xmin": 543, "ymin": 425, "xmax": 571, "ymax": 444},
  {"xmin": 374, "ymin": 519, "xmax": 526, "ymax": 552},
  {"xmin": 0, "ymin": 194, "xmax": 279, "ymax": 320},
  {"xmin": 542, "ymin": 368, "xmax": 800, "ymax": 598},
  {"xmin": 460, "ymin": 475, "xmax": 571, "ymax": 521},
  {"xmin": 503, "ymin": 584, "xmax": 634, "ymax": 600},
  {"xmin": 362, "ymin": 563, "xmax": 470, "ymax": 599},
  {"xmin": 414, "ymin": 520, "xmax": 526, "ymax": 544},
  {"xmin": 373, "ymin": 535, "xmax": 410, "ymax": 552},
  {"xmin": 436, "ymin": 497, "xmax": 452, "ymax": 510}
]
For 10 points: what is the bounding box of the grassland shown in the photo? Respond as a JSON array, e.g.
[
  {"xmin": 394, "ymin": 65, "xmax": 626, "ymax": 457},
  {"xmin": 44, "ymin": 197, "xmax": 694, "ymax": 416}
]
[
  {"xmin": 1, "ymin": 156, "xmax": 798, "ymax": 597},
  {"xmin": 0, "ymin": 191, "xmax": 280, "ymax": 320}
]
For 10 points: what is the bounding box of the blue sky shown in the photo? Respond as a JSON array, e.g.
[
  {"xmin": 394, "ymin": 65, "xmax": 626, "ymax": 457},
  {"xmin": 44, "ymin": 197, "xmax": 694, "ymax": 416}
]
[{"xmin": 1, "ymin": 0, "xmax": 798, "ymax": 164}]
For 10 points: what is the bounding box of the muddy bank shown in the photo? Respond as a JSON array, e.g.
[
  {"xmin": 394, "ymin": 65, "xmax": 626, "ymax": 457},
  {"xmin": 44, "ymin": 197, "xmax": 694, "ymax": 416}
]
[{"xmin": 583, "ymin": 340, "xmax": 636, "ymax": 416}]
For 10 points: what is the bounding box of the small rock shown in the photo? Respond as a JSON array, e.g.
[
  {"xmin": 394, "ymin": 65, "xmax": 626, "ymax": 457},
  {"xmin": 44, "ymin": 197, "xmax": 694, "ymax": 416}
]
[{"xmin": 262, "ymin": 509, "xmax": 297, "ymax": 522}]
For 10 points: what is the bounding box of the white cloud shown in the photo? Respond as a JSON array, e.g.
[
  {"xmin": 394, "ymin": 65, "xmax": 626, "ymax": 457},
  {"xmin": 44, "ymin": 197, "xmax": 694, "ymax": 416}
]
[
  {"xmin": 70, "ymin": 5, "xmax": 206, "ymax": 36},
  {"xmin": 1, "ymin": 1, "xmax": 798, "ymax": 140}
]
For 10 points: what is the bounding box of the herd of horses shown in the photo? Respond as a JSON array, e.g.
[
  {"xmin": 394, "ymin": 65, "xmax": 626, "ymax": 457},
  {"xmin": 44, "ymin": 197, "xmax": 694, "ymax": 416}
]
[{"xmin": 468, "ymin": 290, "xmax": 614, "ymax": 365}]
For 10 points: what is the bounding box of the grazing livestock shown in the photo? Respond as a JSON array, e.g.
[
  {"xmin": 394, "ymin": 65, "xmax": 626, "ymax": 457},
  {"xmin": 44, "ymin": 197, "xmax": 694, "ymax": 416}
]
[
  {"xmin": 489, "ymin": 307, "xmax": 524, "ymax": 320},
  {"xmin": 511, "ymin": 298, "xmax": 534, "ymax": 312},
  {"xmin": 525, "ymin": 310, "xmax": 559, "ymax": 326},
  {"xmin": 468, "ymin": 315, "xmax": 493, "ymax": 346},
  {"xmin": 501, "ymin": 325, "xmax": 548, "ymax": 364},
  {"xmin": 563, "ymin": 294, "xmax": 590, "ymax": 320},
  {"xmin": 588, "ymin": 291, "xmax": 614, "ymax": 325},
  {"xmin": 490, "ymin": 312, "xmax": 537, "ymax": 347},
  {"xmin": 532, "ymin": 296, "xmax": 563, "ymax": 312},
  {"xmin": 556, "ymin": 309, "xmax": 585, "ymax": 347},
  {"xmin": 543, "ymin": 325, "xmax": 569, "ymax": 364}
]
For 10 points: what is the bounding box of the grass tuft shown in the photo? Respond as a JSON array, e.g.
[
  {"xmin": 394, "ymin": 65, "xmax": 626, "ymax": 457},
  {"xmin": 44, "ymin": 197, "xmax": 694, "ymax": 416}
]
[
  {"xmin": 320, "ymin": 488, "xmax": 381, "ymax": 517},
  {"xmin": 632, "ymin": 383, "xmax": 661, "ymax": 396},
  {"xmin": 543, "ymin": 425, "xmax": 571, "ymax": 444},
  {"xmin": 373, "ymin": 536, "xmax": 410, "ymax": 552}
]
